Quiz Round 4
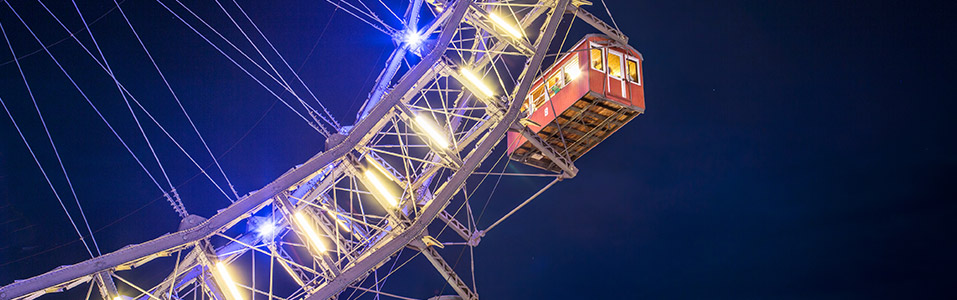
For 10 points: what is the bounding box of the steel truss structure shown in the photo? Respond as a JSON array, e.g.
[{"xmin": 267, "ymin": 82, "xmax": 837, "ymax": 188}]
[{"xmin": 0, "ymin": 0, "xmax": 633, "ymax": 299}]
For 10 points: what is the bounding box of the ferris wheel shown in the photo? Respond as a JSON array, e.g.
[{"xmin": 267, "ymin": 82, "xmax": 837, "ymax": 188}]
[{"xmin": 0, "ymin": 0, "xmax": 642, "ymax": 299}]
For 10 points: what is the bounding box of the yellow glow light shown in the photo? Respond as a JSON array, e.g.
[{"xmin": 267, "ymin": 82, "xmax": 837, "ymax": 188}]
[
  {"xmin": 214, "ymin": 262, "xmax": 245, "ymax": 300},
  {"xmin": 366, "ymin": 156, "xmax": 394, "ymax": 182},
  {"xmin": 415, "ymin": 114, "xmax": 450, "ymax": 149},
  {"xmin": 113, "ymin": 297, "xmax": 123, "ymax": 300},
  {"xmin": 460, "ymin": 69, "xmax": 495, "ymax": 98},
  {"xmin": 325, "ymin": 209, "xmax": 351, "ymax": 232},
  {"xmin": 489, "ymin": 13, "xmax": 523, "ymax": 38},
  {"xmin": 293, "ymin": 212, "xmax": 327, "ymax": 252},
  {"xmin": 364, "ymin": 169, "xmax": 398, "ymax": 206},
  {"xmin": 566, "ymin": 65, "xmax": 582, "ymax": 80}
]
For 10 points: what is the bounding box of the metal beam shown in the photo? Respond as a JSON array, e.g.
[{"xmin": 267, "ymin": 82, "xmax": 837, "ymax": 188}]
[
  {"xmin": 437, "ymin": 209, "xmax": 472, "ymax": 241},
  {"xmin": 413, "ymin": 240, "xmax": 478, "ymax": 300},
  {"xmin": 512, "ymin": 124, "xmax": 578, "ymax": 177},
  {"xmin": 304, "ymin": 0, "xmax": 570, "ymax": 298},
  {"xmin": 0, "ymin": 2, "xmax": 581, "ymax": 300},
  {"xmin": 93, "ymin": 272, "xmax": 118, "ymax": 300},
  {"xmin": 0, "ymin": 2, "xmax": 467, "ymax": 298},
  {"xmin": 566, "ymin": 6, "xmax": 628, "ymax": 46}
]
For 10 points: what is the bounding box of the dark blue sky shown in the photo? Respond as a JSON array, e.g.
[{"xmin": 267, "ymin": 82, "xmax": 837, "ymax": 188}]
[{"xmin": 1, "ymin": 0, "xmax": 955, "ymax": 299}]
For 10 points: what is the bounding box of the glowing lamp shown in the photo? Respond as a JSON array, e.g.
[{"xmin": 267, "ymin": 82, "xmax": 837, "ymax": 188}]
[
  {"xmin": 488, "ymin": 13, "xmax": 523, "ymax": 38},
  {"xmin": 415, "ymin": 114, "xmax": 450, "ymax": 149},
  {"xmin": 364, "ymin": 169, "xmax": 398, "ymax": 206},
  {"xmin": 566, "ymin": 66, "xmax": 582, "ymax": 80},
  {"xmin": 293, "ymin": 212, "xmax": 327, "ymax": 253},
  {"xmin": 327, "ymin": 210, "xmax": 352, "ymax": 232},
  {"xmin": 460, "ymin": 68, "xmax": 495, "ymax": 98},
  {"xmin": 214, "ymin": 262, "xmax": 245, "ymax": 300},
  {"xmin": 256, "ymin": 222, "xmax": 277, "ymax": 239},
  {"xmin": 403, "ymin": 30, "xmax": 424, "ymax": 49}
]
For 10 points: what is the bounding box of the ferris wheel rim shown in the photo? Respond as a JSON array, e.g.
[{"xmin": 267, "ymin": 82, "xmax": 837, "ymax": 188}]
[{"xmin": 0, "ymin": 0, "xmax": 635, "ymax": 299}]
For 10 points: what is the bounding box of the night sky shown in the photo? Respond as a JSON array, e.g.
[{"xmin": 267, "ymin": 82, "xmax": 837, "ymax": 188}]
[{"xmin": 1, "ymin": 0, "xmax": 955, "ymax": 299}]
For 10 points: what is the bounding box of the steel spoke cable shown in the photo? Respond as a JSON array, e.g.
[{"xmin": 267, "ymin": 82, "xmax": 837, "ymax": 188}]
[
  {"xmin": 473, "ymin": 130, "xmax": 556, "ymax": 233},
  {"xmin": 413, "ymin": 131, "xmax": 519, "ymax": 298},
  {"xmin": 470, "ymin": 240, "xmax": 476, "ymax": 294},
  {"xmin": 0, "ymin": 94, "xmax": 95, "ymax": 261},
  {"xmin": 348, "ymin": 0, "xmax": 391, "ymax": 30},
  {"xmin": 351, "ymin": 0, "xmax": 384, "ymax": 25},
  {"xmin": 376, "ymin": 0, "xmax": 405, "ymax": 26},
  {"xmin": 324, "ymin": 0, "xmax": 394, "ymax": 36},
  {"xmin": 124, "ymin": 91, "xmax": 237, "ymax": 201},
  {"xmin": 153, "ymin": 0, "xmax": 329, "ymax": 136},
  {"xmin": 168, "ymin": 0, "xmax": 305, "ymax": 97},
  {"xmin": 348, "ymin": 285, "xmax": 417, "ymax": 300},
  {"xmin": 431, "ymin": 142, "xmax": 515, "ymax": 279},
  {"xmin": 212, "ymin": 0, "xmax": 337, "ymax": 132},
  {"xmin": 210, "ymin": 0, "xmax": 302, "ymax": 105},
  {"xmin": 160, "ymin": 0, "xmax": 327, "ymax": 136},
  {"xmin": 230, "ymin": 0, "xmax": 341, "ymax": 130},
  {"xmin": 599, "ymin": 0, "xmax": 621, "ymax": 34},
  {"xmin": 0, "ymin": 79, "xmax": 95, "ymax": 260},
  {"xmin": 1, "ymin": 125, "xmax": 272, "ymax": 269},
  {"xmin": 0, "ymin": 171, "xmax": 193, "ymax": 268},
  {"xmin": 345, "ymin": 250, "xmax": 422, "ymax": 300},
  {"xmin": 435, "ymin": 231, "xmax": 471, "ymax": 298},
  {"xmin": 4, "ymin": 2, "xmax": 169, "ymax": 197},
  {"xmin": 0, "ymin": 10, "xmax": 102, "ymax": 257},
  {"xmin": 432, "ymin": 131, "xmax": 513, "ymax": 240},
  {"xmin": 432, "ymin": 109, "xmax": 548, "ymax": 299},
  {"xmin": 543, "ymin": 6, "xmax": 579, "ymax": 162},
  {"xmin": 69, "ymin": 0, "xmax": 179, "ymax": 205},
  {"xmin": 0, "ymin": 0, "xmax": 127, "ymax": 68},
  {"xmin": 35, "ymin": 0, "xmax": 233, "ymax": 203},
  {"xmin": 299, "ymin": 3, "xmax": 339, "ymax": 72},
  {"xmin": 111, "ymin": 0, "xmax": 241, "ymax": 200},
  {"xmin": 484, "ymin": 177, "xmax": 558, "ymax": 233},
  {"xmin": 363, "ymin": 225, "xmax": 406, "ymax": 300}
]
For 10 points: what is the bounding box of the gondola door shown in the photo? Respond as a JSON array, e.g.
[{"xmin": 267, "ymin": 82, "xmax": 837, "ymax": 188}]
[{"xmin": 606, "ymin": 49, "xmax": 627, "ymax": 99}]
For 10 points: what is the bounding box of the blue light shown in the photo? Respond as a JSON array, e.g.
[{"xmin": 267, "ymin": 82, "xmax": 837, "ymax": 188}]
[
  {"xmin": 257, "ymin": 222, "xmax": 278, "ymax": 239},
  {"xmin": 403, "ymin": 29, "xmax": 424, "ymax": 50}
]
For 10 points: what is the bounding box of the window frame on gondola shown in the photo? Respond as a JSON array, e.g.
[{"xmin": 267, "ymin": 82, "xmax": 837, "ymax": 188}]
[
  {"xmin": 589, "ymin": 42, "xmax": 604, "ymax": 72},
  {"xmin": 626, "ymin": 57, "xmax": 641, "ymax": 85},
  {"xmin": 545, "ymin": 72, "xmax": 563, "ymax": 96},
  {"xmin": 607, "ymin": 49, "xmax": 624, "ymax": 79},
  {"xmin": 531, "ymin": 84, "xmax": 547, "ymax": 110},
  {"xmin": 524, "ymin": 50, "xmax": 587, "ymax": 114},
  {"xmin": 523, "ymin": 84, "xmax": 547, "ymax": 113},
  {"xmin": 562, "ymin": 55, "xmax": 581, "ymax": 83}
]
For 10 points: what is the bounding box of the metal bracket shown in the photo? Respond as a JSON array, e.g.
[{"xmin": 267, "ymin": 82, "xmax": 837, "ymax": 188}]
[
  {"xmin": 466, "ymin": 5, "xmax": 536, "ymax": 55},
  {"xmin": 410, "ymin": 239, "xmax": 479, "ymax": 300},
  {"xmin": 93, "ymin": 272, "xmax": 119, "ymax": 300},
  {"xmin": 511, "ymin": 124, "xmax": 579, "ymax": 177},
  {"xmin": 396, "ymin": 102, "xmax": 465, "ymax": 168},
  {"xmin": 274, "ymin": 193, "xmax": 342, "ymax": 277},
  {"xmin": 566, "ymin": 5, "xmax": 629, "ymax": 46}
]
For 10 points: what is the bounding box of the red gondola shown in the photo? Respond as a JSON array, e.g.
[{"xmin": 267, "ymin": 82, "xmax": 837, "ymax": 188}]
[{"xmin": 507, "ymin": 34, "xmax": 645, "ymax": 172}]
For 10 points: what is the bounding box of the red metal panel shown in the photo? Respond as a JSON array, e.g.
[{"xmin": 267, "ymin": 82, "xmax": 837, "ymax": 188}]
[
  {"xmin": 627, "ymin": 81, "xmax": 645, "ymax": 110},
  {"xmin": 623, "ymin": 55, "xmax": 645, "ymax": 111},
  {"xmin": 507, "ymin": 34, "xmax": 645, "ymax": 155},
  {"xmin": 588, "ymin": 68, "xmax": 604, "ymax": 97},
  {"xmin": 608, "ymin": 77, "xmax": 624, "ymax": 98},
  {"xmin": 507, "ymin": 51, "xmax": 588, "ymax": 153}
]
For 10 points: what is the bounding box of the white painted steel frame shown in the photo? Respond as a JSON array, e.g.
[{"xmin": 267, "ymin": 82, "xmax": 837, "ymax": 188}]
[{"xmin": 0, "ymin": 0, "xmax": 600, "ymax": 299}]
